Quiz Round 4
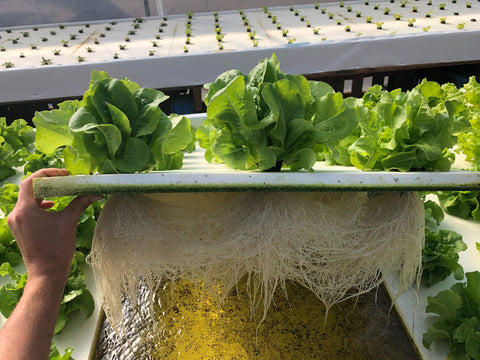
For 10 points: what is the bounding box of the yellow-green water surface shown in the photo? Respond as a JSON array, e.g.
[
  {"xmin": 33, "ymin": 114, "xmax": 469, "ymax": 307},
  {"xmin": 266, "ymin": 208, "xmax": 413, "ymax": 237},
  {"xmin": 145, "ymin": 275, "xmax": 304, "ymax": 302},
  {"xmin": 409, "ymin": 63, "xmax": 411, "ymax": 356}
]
[{"xmin": 94, "ymin": 279, "xmax": 419, "ymax": 360}]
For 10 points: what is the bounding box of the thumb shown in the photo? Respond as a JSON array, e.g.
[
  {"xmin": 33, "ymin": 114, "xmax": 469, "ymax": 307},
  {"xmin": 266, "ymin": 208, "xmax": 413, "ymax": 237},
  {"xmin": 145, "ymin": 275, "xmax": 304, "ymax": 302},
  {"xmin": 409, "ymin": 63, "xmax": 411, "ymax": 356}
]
[{"xmin": 62, "ymin": 195, "xmax": 103, "ymax": 222}]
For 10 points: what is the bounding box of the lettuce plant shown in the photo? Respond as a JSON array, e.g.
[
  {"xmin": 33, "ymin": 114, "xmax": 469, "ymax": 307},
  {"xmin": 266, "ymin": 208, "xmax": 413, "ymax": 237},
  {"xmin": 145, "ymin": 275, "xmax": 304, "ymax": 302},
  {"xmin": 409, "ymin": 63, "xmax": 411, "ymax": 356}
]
[
  {"xmin": 338, "ymin": 80, "xmax": 470, "ymax": 171},
  {"xmin": 420, "ymin": 195, "xmax": 467, "ymax": 288},
  {"xmin": 197, "ymin": 55, "xmax": 358, "ymax": 171},
  {"xmin": 0, "ymin": 118, "xmax": 35, "ymax": 180},
  {"xmin": 437, "ymin": 191, "xmax": 480, "ymax": 220},
  {"xmin": 0, "ymin": 253, "xmax": 94, "ymax": 335},
  {"xmin": 422, "ymin": 228, "xmax": 467, "ymax": 287},
  {"xmin": 423, "ymin": 271, "xmax": 480, "ymax": 359},
  {"xmin": 33, "ymin": 71, "xmax": 194, "ymax": 174},
  {"xmin": 455, "ymin": 77, "xmax": 480, "ymax": 170}
]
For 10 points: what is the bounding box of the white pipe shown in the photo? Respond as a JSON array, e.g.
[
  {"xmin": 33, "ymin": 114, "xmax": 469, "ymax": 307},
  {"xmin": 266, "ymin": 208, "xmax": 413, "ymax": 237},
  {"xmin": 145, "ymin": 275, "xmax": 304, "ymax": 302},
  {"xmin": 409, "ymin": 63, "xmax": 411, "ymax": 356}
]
[{"xmin": 156, "ymin": 0, "xmax": 164, "ymax": 17}]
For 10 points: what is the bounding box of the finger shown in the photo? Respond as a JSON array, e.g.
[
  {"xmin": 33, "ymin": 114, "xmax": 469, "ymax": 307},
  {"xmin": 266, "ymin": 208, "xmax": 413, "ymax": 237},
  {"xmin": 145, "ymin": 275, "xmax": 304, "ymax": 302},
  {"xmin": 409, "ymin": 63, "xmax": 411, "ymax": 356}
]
[{"xmin": 62, "ymin": 195, "xmax": 103, "ymax": 223}]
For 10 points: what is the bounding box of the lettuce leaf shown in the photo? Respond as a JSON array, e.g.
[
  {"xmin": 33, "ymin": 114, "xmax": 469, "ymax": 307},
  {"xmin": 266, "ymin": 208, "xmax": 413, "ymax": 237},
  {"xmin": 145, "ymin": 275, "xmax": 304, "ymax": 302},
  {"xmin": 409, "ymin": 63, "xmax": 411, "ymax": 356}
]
[
  {"xmin": 49, "ymin": 343, "xmax": 73, "ymax": 360},
  {"xmin": 423, "ymin": 272, "xmax": 480, "ymax": 360},
  {"xmin": 54, "ymin": 252, "xmax": 94, "ymax": 334},
  {"xmin": 437, "ymin": 191, "xmax": 480, "ymax": 221},
  {"xmin": 33, "ymin": 100, "xmax": 78, "ymax": 154},
  {"xmin": 0, "ymin": 262, "xmax": 27, "ymax": 318},
  {"xmin": 0, "ymin": 254, "xmax": 94, "ymax": 335},
  {"xmin": 0, "ymin": 118, "xmax": 36, "ymax": 180}
]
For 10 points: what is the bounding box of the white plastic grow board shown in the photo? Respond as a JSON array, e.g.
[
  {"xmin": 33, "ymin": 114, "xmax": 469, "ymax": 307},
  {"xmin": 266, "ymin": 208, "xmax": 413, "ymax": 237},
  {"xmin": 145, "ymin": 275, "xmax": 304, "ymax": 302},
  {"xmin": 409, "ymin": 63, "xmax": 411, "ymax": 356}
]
[
  {"xmin": 33, "ymin": 149, "xmax": 480, "ymax": 197},
  {"xmin": 1, "ymin": 0, "xmax": 480, "ymax": 103}
]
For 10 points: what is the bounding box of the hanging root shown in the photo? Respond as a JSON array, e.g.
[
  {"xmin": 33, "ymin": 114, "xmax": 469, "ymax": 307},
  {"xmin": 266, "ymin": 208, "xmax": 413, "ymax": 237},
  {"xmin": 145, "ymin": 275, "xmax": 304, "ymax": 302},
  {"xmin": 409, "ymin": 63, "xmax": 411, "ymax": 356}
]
[{"xmin": 88, "ymin": 191, "xmax": 424, "ymax": 354}]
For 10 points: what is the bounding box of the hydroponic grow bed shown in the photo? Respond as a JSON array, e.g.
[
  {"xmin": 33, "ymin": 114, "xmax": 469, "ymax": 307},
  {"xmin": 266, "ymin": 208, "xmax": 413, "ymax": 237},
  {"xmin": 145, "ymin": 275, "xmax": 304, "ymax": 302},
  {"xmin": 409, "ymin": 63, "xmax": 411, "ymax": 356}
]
[{"xmin": 1, "ymin": 0, "xmax": 480, "ymax": 103}]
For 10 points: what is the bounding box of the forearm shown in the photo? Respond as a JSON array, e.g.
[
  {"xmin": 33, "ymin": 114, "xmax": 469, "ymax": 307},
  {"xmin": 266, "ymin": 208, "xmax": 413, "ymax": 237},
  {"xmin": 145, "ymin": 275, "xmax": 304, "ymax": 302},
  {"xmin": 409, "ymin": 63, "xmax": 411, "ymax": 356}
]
[
  {"xmin": 0, "ymin": 275, "xmax": 66, "ymax": 360},
  {"xmin": 1, "ymin": 169, "xmax": 102, "ymax": 359}
]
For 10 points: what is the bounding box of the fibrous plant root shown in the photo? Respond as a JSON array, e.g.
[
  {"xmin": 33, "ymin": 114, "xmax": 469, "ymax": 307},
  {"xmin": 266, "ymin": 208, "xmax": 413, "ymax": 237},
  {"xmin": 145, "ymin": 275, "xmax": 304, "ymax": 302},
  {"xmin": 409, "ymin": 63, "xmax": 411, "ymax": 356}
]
[{"xmin": 88, "ymin": 191, "xmax": 424, "ymax": 354}]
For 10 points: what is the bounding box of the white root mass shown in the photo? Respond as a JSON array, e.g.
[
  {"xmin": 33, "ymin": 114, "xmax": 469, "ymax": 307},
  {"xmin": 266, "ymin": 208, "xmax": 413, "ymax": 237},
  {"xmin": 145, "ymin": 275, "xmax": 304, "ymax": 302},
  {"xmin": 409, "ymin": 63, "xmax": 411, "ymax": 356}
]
[{"xmin": 88, "ymin": 191, "xmax": 424, "ymax": 343}]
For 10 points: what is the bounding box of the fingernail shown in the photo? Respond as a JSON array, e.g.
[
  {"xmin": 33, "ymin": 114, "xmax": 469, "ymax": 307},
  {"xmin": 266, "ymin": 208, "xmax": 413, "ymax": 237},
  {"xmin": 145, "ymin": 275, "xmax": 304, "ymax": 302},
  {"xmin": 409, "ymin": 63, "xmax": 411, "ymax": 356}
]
[{"xmin": 91, "ymin": 195, "xmax": 104, "ymax": 202}]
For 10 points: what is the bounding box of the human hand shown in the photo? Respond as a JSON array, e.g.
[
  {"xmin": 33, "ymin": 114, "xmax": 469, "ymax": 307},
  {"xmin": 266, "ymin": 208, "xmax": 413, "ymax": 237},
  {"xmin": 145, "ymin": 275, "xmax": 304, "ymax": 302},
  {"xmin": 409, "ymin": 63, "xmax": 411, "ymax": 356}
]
[{"xmin": 7, "ymin": 168, "xmax": 103, "ymax": 283}]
